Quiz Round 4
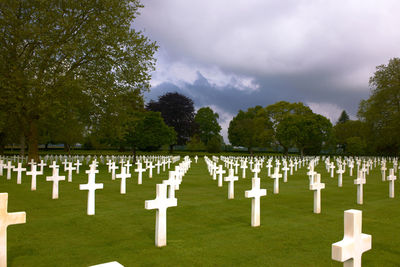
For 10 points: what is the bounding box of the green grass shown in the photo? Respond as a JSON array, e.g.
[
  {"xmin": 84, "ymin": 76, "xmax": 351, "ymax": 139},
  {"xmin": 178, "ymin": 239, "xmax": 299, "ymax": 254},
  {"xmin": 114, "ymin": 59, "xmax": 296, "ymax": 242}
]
[{"xmin": 2, "ymin": 158, "xmax": 400, "ymax": 266}]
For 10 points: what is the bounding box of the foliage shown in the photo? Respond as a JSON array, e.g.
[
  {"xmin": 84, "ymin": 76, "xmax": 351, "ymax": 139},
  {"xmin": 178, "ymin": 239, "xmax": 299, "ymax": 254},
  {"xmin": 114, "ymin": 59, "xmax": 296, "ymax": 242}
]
[
  {"xmin": 358, "ymin": 57, "xmax": 400, "ymax": 155},
  {"xmin": 333, "ymin": 120, "xmax": 366, "ymax": 153},
  {"xmin": 206, "ymin": 135, "xmax": 222, "ymax": 153},
  {"xmin": 346, "ymin": 137, "xmax": 366, "ymax": 155},
  {"xmin": 186, "ymin": 135, "xmax": 206, "ymax": 151},
  {"xmin": 0, "ymin": 0, "xmax": 157, "ymax": 160},
  {"xmin": 194, "ymin": 107, "xmax": 222, "ymax": 145},
  {"xmin": 146, "ymin": 92, "xmax": 196, "ymax": 146},
  {"xmin": 265, "ymin": 101, "xmax": 313, "ymax": 154},
  {"xmin": 228, "ymin": 106, "xmax": 274, "ymax": 154},
  {"xmin": 124, "ymin": 111, "xmax": 176, "ymax": 152},
  {"xmin": 337, "ymin": 110, "xmax": 350, "ymax": 124}
]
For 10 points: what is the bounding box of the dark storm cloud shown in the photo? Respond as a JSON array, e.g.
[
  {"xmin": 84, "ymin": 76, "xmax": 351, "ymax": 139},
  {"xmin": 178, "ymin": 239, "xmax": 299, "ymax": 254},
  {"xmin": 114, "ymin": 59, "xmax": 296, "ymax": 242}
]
[{"xmin": 135, "ymin": 0, "xmax": 400, "ymax": 141}]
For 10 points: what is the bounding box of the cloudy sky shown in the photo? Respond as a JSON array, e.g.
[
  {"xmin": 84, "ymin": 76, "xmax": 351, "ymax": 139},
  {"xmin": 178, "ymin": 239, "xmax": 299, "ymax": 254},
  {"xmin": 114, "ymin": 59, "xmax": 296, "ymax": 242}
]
[{"xmin": 135, "ymin": 0, "xmax": 400, "ymax": 142}]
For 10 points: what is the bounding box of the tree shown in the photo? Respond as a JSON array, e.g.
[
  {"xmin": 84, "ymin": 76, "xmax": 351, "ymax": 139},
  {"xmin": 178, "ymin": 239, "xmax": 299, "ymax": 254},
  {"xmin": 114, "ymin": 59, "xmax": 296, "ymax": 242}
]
[
  {"xmin": 186, "ymin": 135, "xmax": 206, "ymax": 151},
  {"xmin": 358, "ymin": 57, "xmax": 400, "ymax": 155},
  {"xmin": 146, "ymin": 92, "xmax": 196, "ymax": 149},
  {"xmin": 206, "ymin": 135, "xmax": 222, "ymax": 153},
  {"xmin": 0, "ymin": 0, "xmax": 157, "ymax": 161},
  {"xmin": 333, "ymin": 120, "xmax": 366, "ymax": 153},
  {"xmin": 276, "ymin": 113, "xmax": 332, "ymax": 156},
  {"xmin": 337, "ymin": 110, "xmax": 350, "ymax": 124},
  {"xmin": 228, "ymin": 106, "xmax": 274, "ymax": 155},
  {"xmin": 265, "ymin": 101, "xmax": 313, "ymax": 155},
  {"xmin": 124, "ymin": 111, "xmax": 176, "ymax": 157},
  {"xmin": 346, "ymin": 137, "xmax": 366, "ymax": 155},
  {"xmin": 194, "ymin": 107, "xmax": 222, "ymax": 145}
]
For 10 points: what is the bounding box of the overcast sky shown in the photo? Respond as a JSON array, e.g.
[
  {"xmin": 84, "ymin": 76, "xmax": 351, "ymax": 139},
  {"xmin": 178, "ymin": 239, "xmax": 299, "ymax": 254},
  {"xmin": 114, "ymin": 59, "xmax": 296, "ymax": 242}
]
[{"xmin": 135, "ymin": 0, "xmax": 400, "ymax": 142}]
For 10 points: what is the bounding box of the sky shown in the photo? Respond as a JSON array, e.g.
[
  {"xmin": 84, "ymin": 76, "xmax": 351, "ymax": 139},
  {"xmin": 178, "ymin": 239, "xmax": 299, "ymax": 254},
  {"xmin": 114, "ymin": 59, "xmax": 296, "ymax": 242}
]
[{"xmin": 134, "ymin": 0, "xmax": 400, "ymax": 143}]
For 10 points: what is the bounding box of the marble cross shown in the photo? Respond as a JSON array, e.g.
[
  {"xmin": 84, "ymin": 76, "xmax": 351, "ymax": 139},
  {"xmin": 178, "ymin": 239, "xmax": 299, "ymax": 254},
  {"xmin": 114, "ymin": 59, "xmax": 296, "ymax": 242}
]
[
  {"xmin": 282, "ymin": 165, "xmax": 289, "ymax": 183},
  {"xmin": 80, "ymin": 167, "xmax": 103, "ymax": 215},
  {"xmin": 216, "ymin": 165, "xmax": 226, "ymax": 187},
  {"xmin": 135, "ymin": 162, "xmax": 146, "ymax": 184},
  {"xmin": 387, "ymin": 168, "xmax": 396, "ymax": 198},
  {"xmin": 46, "ymin": 167, "xmax": 65, "ymax": 199},
  {"xmin": 74, "ymin": 160, "xmax": 82, "ymax": 174},
  {"xmin": 116, "ymin": 166, "xmax": 131, "ymax": 194},
  {"xmin": 0, "ymin": 193, "xmax": 26, "ymax": 267},
  {"xmin": 270, "ymin": 167, "xmax": 282, "ymax": 194},
  {"xmin": 224, "ymin": 169, "xmax": 238, "ymax": 199},
  {"xmin": 309, "ymin": 173, "xmax": 325, "ymax": 214},
  {"xmin": 109, "ymin": 162, "xmax": 119, "ymax": 180},
  {"xmin": 148, "ymin": 161, "xmax": 154, "ymax": 178},
  {"xmin": 38, "ymin": 160, "xmax": 46, "ymax": 175},
  {"xmin": 145, "ymin": 183, "xmax": 177, "ymax": 247},
  {"xmin": 14, "ymin": 163, "xmax": 26, "ymax": 184},
  {"xmin": 26, "ymin": 164, "xmax": 40, "ymax": 191},
  {"xmin": 337, "ymin": 165, "xmax": 345, "ymax": 187},
  {"xmin": 241, "ymin": 162, "xmax": 248, "ymax": 178},
  {"xmin": 4, "ymin": 161, "xmax": 13, "ymax": 180},
  {"xmin": 245, "ymin": 177, "xmax": 267, "ymax": 227},
  {"xmin": 65, "ymin": 162, "xmax": 76, "ymax": 182},
  {"xmin": 354, "ymin": 171, "xmax": 366, "ymax": 205},
  {"xmin": 332, "ymin": 209, "xmax": 371, "ymax": 267}
]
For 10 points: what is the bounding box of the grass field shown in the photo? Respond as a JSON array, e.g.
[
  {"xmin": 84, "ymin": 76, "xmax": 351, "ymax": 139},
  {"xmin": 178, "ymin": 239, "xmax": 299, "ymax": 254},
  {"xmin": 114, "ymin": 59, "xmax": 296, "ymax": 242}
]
[{"xmin": 2, "ymin": 157, "xmax": 400, "ymax": 266}]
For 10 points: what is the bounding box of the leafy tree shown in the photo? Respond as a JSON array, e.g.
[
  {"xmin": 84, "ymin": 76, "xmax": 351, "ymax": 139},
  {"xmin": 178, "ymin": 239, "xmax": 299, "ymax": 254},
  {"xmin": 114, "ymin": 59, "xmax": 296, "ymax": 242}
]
[
  {"xmin": 186, "ymin": 135, "xmax": 206, "ymax": 151},
  {"xmin": 276, "ymin": 113, "xmax": 332, "ymax": 156},
  {"xmin": 358, "ymin": 57, "xmax": 400, "ymax": 155},
  {"xmin": 146, "ymin": 92, "xmax": 196, "ymax": 149},
  {"xmin": 228, "ymin": 106, "xmax": 274, "ymax": 155},
  {"xmin": 333, "ymin": 120, "xmax": 366, "ymax": 153},
  {"xmin": 337, "ymin": 110, "xmax": 350, "ymax": 124},
  {"xmin": 265, "ymin": 101, "xmax": 313, "ymax": 155},
  {"xmin": 346, "ymin": 137, "xmax": 366, "ymax": 155},
  {"xmin": 194, "ymin": 107, "xmax": 222, "ymax": 145},
  {"xmin": 206, "ymin": 135, "xmax": 222, "ymax": 153},
  {"xmin": 0, "ymin": 0, "xmax": 157, "ymax": 161},
  {"xmin": 124, "ymin": 111, "xmax": 176, "ymax": 157}
]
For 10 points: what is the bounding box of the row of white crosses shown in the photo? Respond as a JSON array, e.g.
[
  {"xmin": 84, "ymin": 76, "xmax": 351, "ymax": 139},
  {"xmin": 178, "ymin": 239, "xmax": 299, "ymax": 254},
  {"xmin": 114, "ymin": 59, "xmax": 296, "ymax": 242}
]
[{"xmin": 144, "ymin": 156, "xmax": 191, "ymax": 247}]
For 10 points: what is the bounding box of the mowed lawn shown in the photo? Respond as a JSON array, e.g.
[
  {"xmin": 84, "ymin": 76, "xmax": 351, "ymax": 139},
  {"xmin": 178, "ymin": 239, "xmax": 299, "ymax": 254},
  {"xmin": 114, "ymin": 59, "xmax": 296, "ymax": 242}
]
[{"xmin": 2, "ymin": 157, "xmax": 400, "ymax": 266}]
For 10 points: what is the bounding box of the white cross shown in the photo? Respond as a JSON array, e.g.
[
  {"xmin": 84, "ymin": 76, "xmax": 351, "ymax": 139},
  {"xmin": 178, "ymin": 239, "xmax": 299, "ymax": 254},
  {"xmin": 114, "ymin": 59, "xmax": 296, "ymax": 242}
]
[
  {"xmin": 330, "ymin": 163, "xmax": 336, "ymax": 178},
  {"xmin": 46, "ymin": 167, "xmax": 65, "ymax": 199},
  {"xmin": 241, "ymin": 162, "xmax": 248, "ymax": 178},
  {"xmin": 381, "ymin": 164, "xmax": 387, "ymax": 181},
  {"xmin": 0, "ymin": 159, "xmax": 4, "ymax": 176},
  {"xmin": 38, "ymin": 160, "xmax": 46, "ymax": 175},
  {"xmin": 245, "ymin": 177, "xmax": 267, "ymax": 227},
  {"xmin": 80, "ymin": 167, "xmax": 103, "ymax": 215},
  {"xmin": 74, "ymin": 160, "xmax": 82, "ymax": 174},
  {"xmin": 387, "ymin": 168, "xmax": 396, "ymax": 198},
  {"xmin": 270, "ymin": 167, "xmax": 282, "ymax": 194},
  {"xmin": 194, "ymin": 155, "xmax": 198, "ymax": 163},
  {"xmin": 65, "ymin": 162, "xmax": 76, "ymax": 182},
  {"xmin": 354, "ymin": 171, "xmax": 366, "ymax": 205},
  {"xmin": 282, "ymin": 165, "xmax": 289, "ymax": 183},
  {"xmin": 148, "ymin": 161, "xmax": 155, "ymax": 178},
  {"xmin": 4, "ymin": 161, "xmax": 13, "ymax": 180},
  {"xmin": 289, "ymin": 161, "xmax": 294, "ymax": 175},
  {"xmin": 216, "ymin": 165, "xmax": 226, "ymax": 187},
  {"xmin": 0, "ymin": 193, "xmax": 26, "ymax": 267},
  {"xmin": 106, "ymin": 160, "xmax": 113, "ymax": 173},
  {"xmin": 14, "ymin": 163, "xmax": 26, "ymax": 184},
  {"xmin": 26, "ymin": 164, "xmax": 40, "ymax": 191},
  {"xmin": 135, "ymin": 162, "xmax": 146, "ymax": 184},
  {"xmin": 62, "ymin": 159, "xmax": 68, "ymax": 170},
  {"xmin": 224, "ymin": 169, "xmax": 238, "ymax": 199},
  {"xmin": 252, "ymin": 163, "xmax": 261, "ymax": 179},
  {"xmin": 163, "ymin": 172, "xmax": 180, "ymax": 199},
  {"xmin": 155, "ymin": 160, "xmax": 162, "ymax": 174},
  {"xmin": 116, "ymin": 166, "xmax": 131, "ymax": 194},
  {"xmin": 332, "ymin": 209, "xmax": 371, "ymax": 267},
  {"xmin": 109, "ymin": 162, "xmax": 119, "ymax": 180},
  {"xmin": 337, "ymin": 165, "xmax": 345, "ymax": 187},
  {"xmin": 309, "ymin": 173, "xmax": 325, "ymax": 214},
  {"xmin": 266, "ymin": 161, "xmax": 273, "ymax": 177},
  {"xmin": 145, "ymin": 184, "xmax": 177, "ymax": 247}
]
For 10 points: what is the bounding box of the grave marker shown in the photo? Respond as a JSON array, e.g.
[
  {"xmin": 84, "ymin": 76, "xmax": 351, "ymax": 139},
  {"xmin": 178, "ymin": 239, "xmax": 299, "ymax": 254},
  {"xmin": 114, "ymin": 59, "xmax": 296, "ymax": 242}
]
[{"xmin": 245, "ymin": 177, "xmax": 267, "ymax": 227}]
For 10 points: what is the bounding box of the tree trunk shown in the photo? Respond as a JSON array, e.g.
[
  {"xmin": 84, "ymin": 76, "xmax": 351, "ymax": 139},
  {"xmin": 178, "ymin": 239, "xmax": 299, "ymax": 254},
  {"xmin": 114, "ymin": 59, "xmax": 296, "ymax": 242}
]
[
  {"xmin": 132, "ymin": 146, "xmax": 136, "ymax": 163},
  {"xmin": 300, "ymin": 147, "xmax": 304, "ymax": 157},
  {"xmin": 64, "ymin": 143, "xmax": 71, "ymax": 155},
  {"xmin": 283, "ymin": 146, "xmax": 289, "ymax": 157},
  {"xmin": 0, "ymin": 133, "xmax": 5, "ymax": 155},
  {"xmin": 27, "ymin": 120, "xmax": 39, "ymax": 162},
  {"xmin": 169, "ymin": 144, "xmax": 174, "ymax": 153},
  {"xmin": 119, "ymin": 145, "xmax": 125, "ymax": 152},
  {"xmin": 45, "ymin": 142, "xmax": 49, "ymax": 150},
  {"xmin": 249, "ymin": 147, "xmax": 253, "ymax": 157},
  {"xmin": 20, "ymin": 133, "xmax": 26, "ymax": 157}
]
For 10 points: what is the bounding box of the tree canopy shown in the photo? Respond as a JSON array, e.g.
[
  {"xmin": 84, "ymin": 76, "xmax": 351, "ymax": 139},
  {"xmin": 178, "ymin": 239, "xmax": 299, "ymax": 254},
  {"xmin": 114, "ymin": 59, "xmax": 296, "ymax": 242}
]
[
  {"xmin": 0, "ymin": 0, "xmax": 157, "ymax": 160},
  {"xmin": 358, "ymin": 57, "xmax": 400, "ymax": 155},
  {"xmin": 337, "ymin": 110, "xmax": 350, "ymax": 124},
  {"xmin": 146, "ymin": 92, "xmax": 196, "ymax": 147},
  {"xmin": 228, "ymin": 106, "xmax": 274, "ymax": 155},
  {"xmin": 194, "ymin": 107, "xmax": 222, "ymax": 145}
]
